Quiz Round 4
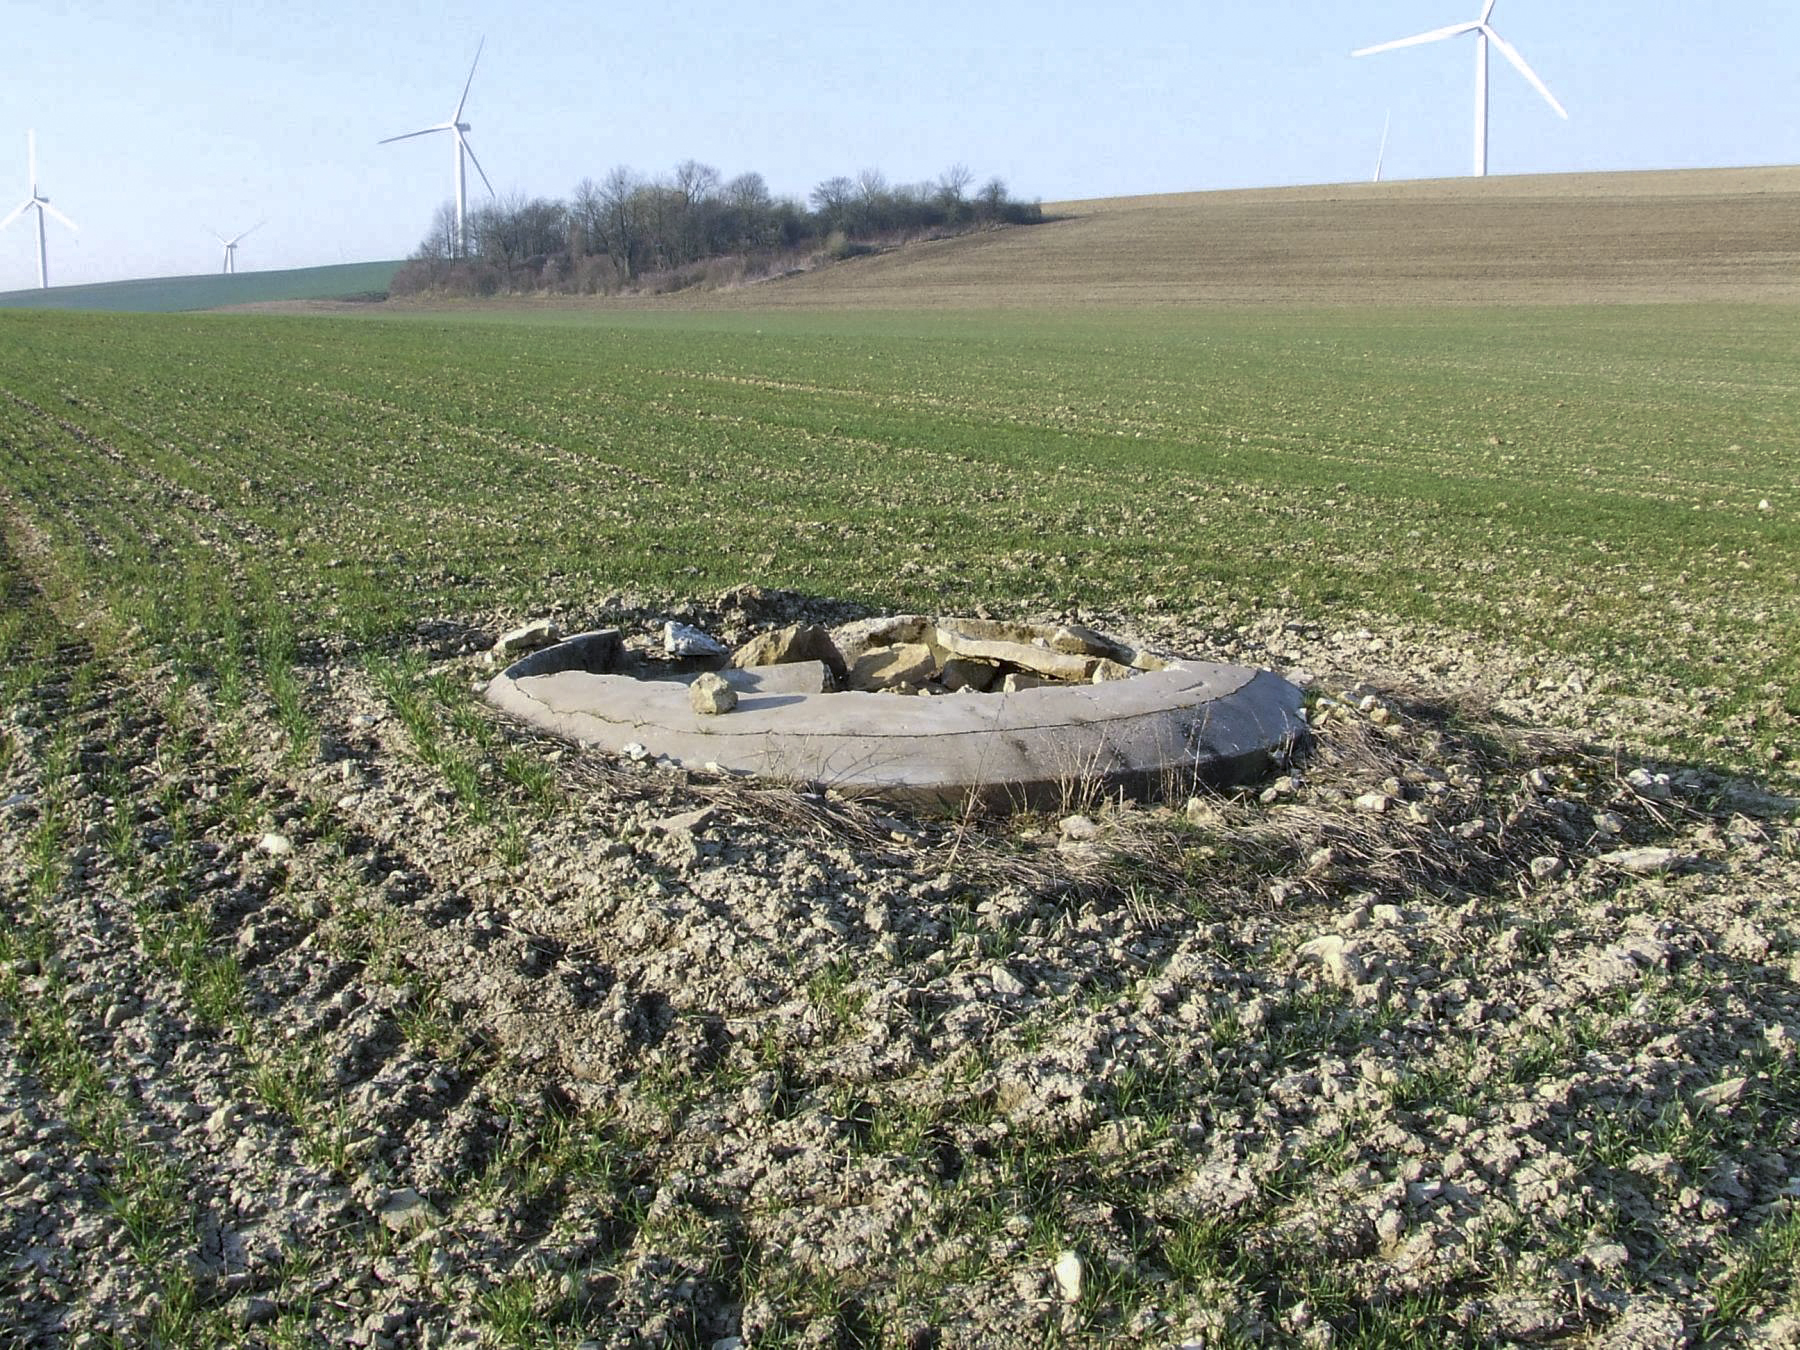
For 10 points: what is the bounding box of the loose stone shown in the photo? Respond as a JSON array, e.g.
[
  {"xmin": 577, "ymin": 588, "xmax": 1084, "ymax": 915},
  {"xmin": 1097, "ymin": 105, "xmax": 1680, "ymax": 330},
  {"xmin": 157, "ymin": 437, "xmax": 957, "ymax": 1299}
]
[
  {"xmin": 847, "ymin": 644, "xmax": 939, "ymax": 692},
  {"xmin": 663, "ymin": 621, "xmax": 727, "ymax": 658},
  {"xmin": 729, "ymin": 623, "xmax": 845, "ymax": 678},
  {"xmin": 492, "ymin": 619, "xmax": 561, "ymax": 658},
  {"xmin": 1601, "ymin": 846, "xmax": 1681, "ymax": 875},
  {"xmin": 689, "ymin": 672, "xmax": 738, "ymax": 716},
  {"xmin": 377, "ymin": 1188, "xmax": 441, "ymax": 1233}
]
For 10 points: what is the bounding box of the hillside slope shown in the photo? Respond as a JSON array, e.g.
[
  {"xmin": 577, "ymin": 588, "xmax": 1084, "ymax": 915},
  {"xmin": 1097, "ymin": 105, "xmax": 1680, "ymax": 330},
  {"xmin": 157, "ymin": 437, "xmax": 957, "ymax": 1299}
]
[
  {"xmin": 0, "ymin": 260, "xmax": 402, "ymax": 313},
  {"xmin": 727, "ymin": 166, "xmax": 1800, "ymax": 308}
]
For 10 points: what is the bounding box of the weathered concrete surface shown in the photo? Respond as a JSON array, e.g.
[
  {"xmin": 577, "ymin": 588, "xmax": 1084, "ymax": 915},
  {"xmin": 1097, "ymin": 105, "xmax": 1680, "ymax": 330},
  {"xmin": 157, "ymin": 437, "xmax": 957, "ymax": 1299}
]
[{"xmin": 487, "ymin": 629, "xmax": 1307, "ymax": 810}]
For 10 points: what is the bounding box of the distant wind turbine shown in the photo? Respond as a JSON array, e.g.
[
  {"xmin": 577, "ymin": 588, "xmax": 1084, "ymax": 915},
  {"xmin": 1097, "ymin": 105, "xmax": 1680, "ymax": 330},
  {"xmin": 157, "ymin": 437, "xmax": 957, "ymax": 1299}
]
[
  {"xmin": 209, "ymin": 221, "xmax": 265, "ymax": 275},
  {"xmin": 1373, "ymin": 111, "xmax": 1392, "ymax": 183},
  {"xmin": 1, "ymin": 132, "xmax": 77, "ymax": 290},
  {"xmin": 1353, "ymin": 1, "xmax": 1567, "ymax": 178},
  {"xmin": 380, "ymin": 38, "xmax": 494, "ymax": 258}
]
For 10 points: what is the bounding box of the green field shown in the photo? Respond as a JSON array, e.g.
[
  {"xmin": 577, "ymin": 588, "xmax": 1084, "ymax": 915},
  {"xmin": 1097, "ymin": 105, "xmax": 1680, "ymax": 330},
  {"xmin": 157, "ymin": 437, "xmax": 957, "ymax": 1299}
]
[
  {"xmin": 0, "ymin": 259, "xmax": 402, "ymax": 313},
  {"xmin": 3, "ymin": 277, "xmax": 1799, "ymax": 1346},
  {"xmin": 1, "ymin": 303, "xmax": 1793, "ymax": 771}
]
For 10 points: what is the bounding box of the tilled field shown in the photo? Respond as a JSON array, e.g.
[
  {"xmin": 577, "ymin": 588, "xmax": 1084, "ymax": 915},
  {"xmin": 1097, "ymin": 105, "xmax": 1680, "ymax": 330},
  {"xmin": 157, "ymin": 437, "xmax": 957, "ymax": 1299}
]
[
  {"xmin": 713, "ymin": 168, "xmax": 1800, "ymax": 310},
  {"xmin": 4, "ymin": 559, "xmax": 1796, "ymax": 1347}
]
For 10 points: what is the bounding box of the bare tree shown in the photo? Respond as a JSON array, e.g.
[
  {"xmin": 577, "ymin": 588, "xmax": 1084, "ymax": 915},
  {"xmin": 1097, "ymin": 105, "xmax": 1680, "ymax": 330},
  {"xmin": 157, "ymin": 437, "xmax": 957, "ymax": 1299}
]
[
  {"xmin": 726, "ymin": 172, "xmax": 772, "ymax": 212},
  {"xmin": 810, "ymin": 176, "xmax": 855, "ymax": 230},
  {"xmin": 937, "ymin": 163, "xmax": 974, "ymax": 204},
  {"xmin": 673, "ymin": 160, "xmax": 721, "ymax": 211},
  {"xmin": 936, "ymin": 163, "xmax": 975, "ymax": 223},
  {"xmin": 976, "ymin": 176, "xmax": 1009, "ymax": 222},
  {"xmin": 411, "ymin": 201, "xmax": 460, "ymax": 263},
  {"xmin": 570, "ymin": 177, "xmax": 605, "ymax": 256},
  {"xmin": 597, "ymin": 166, "xmax": 643, "ymax": 279}
]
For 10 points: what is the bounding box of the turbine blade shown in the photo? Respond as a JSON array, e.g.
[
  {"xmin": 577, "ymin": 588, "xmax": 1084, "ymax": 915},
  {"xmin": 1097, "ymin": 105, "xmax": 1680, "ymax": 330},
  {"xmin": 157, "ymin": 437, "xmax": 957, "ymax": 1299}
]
[
  {"xmin": 0, "ymin": 201, "xmax": 29, "ymax": 230},
  {"xmin": 27, "ymin": 130, "xmax": 35, "ymax": 191},
  {"xmin": 231, "ymin": 219, "xmax": 267, "ymax": 245},
  {"xmin": 1480, "ymin": 0, "xmax": 1499, "ymax": 21},
  {"xmin": 1485, "ymin": 26, "xmax": 1569, "ymax": 118},
  {"xmin": 379, "ymin": 125, "xmax": 449, "ymax": 145},
  {"xmin": 461, "ymin": 135, "xmax": 495, "ymax": 197},
  {"xmin": 1353, "ymin": 22, "xmax": 1479, "ymax": 57},
  {"xmin": 453, "ymin": 37, "xmax": 484, "ymax": 122},
  {"xmin": 43, "ymin": 202, "xmax": 77, "ymax": 232}
]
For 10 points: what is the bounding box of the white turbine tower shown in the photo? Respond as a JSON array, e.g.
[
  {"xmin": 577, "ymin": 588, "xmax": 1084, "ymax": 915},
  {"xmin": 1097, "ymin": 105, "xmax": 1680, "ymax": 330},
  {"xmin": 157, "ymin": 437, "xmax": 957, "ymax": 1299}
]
[
  {"xmin": 1, "ymin": 132, "xmax": 78, "ymax": 290},
  {"xmin": 380, "ymin": 39, "xmax": 494, "ymax": 258},
  {"xmin": 1353, "ymin": 1, "xmax": 1567, "ymax": 178},
  {"xmin": 210, "ymin": 221, "xmax": 265, "ymax": 275}
]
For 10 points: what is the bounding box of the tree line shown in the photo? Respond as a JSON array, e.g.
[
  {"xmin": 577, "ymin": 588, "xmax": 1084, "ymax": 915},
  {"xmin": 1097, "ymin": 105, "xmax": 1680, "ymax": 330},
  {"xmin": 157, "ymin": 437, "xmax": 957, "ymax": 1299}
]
[{"xmin": 392, "ymin": 161, "xmax": 1043, "ymax": 297}]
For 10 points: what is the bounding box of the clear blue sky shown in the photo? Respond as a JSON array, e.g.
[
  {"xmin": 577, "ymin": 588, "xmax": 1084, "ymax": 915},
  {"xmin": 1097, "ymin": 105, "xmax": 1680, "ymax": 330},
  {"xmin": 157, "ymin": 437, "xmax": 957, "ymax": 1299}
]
[{"xmin": 5, "ymin": 0, "xmax": 1796, "ymax": 289}]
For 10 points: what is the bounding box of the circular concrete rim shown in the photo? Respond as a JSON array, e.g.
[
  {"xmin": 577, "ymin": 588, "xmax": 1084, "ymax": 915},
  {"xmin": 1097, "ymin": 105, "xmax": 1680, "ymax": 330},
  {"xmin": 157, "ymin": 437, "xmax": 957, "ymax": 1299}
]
[{"xmin": 486, "ymin": 630, "xmax": 1309, "ymax": 811}]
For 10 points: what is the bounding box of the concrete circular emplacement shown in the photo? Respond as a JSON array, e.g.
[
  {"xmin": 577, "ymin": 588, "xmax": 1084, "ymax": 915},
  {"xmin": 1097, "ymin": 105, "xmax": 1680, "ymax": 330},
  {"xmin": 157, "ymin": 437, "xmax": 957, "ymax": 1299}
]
[{"xmin": 485, "ymin": 620, "xmax": 1308, "ymax": 811}]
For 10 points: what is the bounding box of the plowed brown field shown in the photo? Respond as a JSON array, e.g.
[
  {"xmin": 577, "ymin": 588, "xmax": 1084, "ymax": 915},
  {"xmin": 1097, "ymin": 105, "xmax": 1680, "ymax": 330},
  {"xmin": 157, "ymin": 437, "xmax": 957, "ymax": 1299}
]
[{"xmin": 733, "ymin": 165, "xmax": 1800, "ymax": 308}]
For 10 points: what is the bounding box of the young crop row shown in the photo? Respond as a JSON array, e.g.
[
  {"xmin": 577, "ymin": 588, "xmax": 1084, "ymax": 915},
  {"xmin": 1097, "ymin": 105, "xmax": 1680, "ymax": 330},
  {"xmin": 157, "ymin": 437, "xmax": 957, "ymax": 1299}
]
[{"xmin": 0, "ymin": 304, "xmax": 1794, "ymax": 774}]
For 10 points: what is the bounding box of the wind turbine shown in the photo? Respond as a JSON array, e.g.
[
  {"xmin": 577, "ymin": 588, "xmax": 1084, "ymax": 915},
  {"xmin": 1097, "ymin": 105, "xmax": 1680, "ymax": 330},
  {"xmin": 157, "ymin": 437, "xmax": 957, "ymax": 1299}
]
[
  {"xmin": 1, "ymin": 132, "xmax": 78, "ymax": 290},
  {"xmin": 1353, "ymin": 1, "xmax": 1567, "ymax": 178},
  {"xmin": 1373, "ymin": 110, "xmax": 1392, "ymax": 183},
  {"xmin": 209, "ymin": 221, "xmax": 264, "ymax": 275},
  {"xmin": 380, "ymin": 38, "xmax": 494, "ymax": 258}
]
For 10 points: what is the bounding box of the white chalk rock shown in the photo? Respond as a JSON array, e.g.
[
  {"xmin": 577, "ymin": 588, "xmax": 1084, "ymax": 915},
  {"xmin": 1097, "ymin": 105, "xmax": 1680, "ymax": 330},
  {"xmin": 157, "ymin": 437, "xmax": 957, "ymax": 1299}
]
[
  {"xmin": 1052, "ymin": 1249, "xmax": 1084, "ymax": 1303},
  {"xmin": 663, "ymin": 621, "xmax": 727, "ymax": 658}
]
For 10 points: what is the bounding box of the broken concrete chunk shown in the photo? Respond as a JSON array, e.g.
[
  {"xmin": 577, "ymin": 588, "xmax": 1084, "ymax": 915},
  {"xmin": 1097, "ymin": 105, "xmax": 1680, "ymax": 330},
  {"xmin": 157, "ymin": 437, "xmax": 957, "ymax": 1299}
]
[
  {"xmin": 493, "ymin": 619, "xmax": 561, "ymax": 658},
  {"xmin": 829, "ymin": 615, "xmax": 931, "ymax": 667},
  {"xmin": 729, "ymin": 623, "xmax": 846, "ymax": 678},
  {"xmin": 663, "ymin": 621, "xmax": 727, "ymax": 658},
  {"xmin": 1049, "ymin": 623, "xmax": 1127, "ymax": 657},
  {"xmin": 1090, "ymin": 659, "xmax": 1136, "ymax": 683},
  {"xmin": 935, "ymin": 623, "xmax": 1102, "ymax": 682},
  {"xmin": 689, "ymin": 672, "xmax": 737, "ymax": 715},
  {"xmin": 848, "ymin": 643, "xmax": 940, "ymax": 692},
  {"xmin": 1001, "ymin": 671, "xmax": 1051, "ymax": 693}
]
